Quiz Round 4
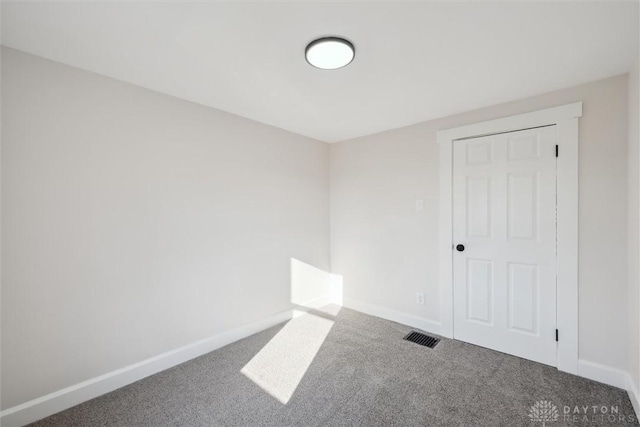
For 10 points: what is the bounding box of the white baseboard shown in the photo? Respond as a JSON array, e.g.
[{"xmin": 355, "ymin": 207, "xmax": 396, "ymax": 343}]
[
  {"xmin": 573, "ymin": 362, "xmax": 640, "ymax": 419},
  {"xmin": 343, "ymin": 298, "xmax": 442, "ymax": 336},
  {"xmin": 0, "ymin": 309, "xmax": 293, "ymax": 427},
  {"xmin": 577, "ymin": 359, "xmax": 629, "ymax": 389},
  {"xmin": 293, "ymin": 296, "xmax": 334, "ymax": 313},
  {"xmin": 5, "ymin": 302, "xmax": 638, "ymax": 426},
  {"xmin": 627, "ymin": 373, "xmax": 640, "ymax": 419}
]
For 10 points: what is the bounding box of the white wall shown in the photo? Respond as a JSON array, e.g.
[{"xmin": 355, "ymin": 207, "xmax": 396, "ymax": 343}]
[
  {"xmin": 1, "ymin": 47, "xmax": 330, "ymax": 410},
  {"xmin": 331, "ymin": 74, "xmax": 630, "ymax": 372},
  {"xmin": 1, "ymin": 43, "xmax": 635, "ymax": 415},
  {"xmin": 629, "ymin": 57, "xmax": 640, "ymax": 398}
]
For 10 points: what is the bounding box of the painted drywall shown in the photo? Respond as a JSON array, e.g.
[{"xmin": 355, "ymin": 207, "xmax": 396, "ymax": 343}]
[
  {"xmin": 1, "ymin": 47, "xmax": 330, "ymax": 410},
  {"xmin": 629, "ymin": 57, "xmax": 640, "ymax": 396},
  {"xmin": 331, "ymin": 74, "xmax": 629, "ymax": 371}
]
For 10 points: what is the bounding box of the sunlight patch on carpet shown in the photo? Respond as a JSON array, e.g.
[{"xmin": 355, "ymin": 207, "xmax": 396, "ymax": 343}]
[{"xmin": 241, "ymin": 308, "xmax": 338, "ymax": 404}]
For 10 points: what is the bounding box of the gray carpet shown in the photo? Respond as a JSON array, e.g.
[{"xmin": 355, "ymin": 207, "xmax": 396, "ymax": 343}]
[{"xmin": 30, "ymin": 306, "xmax": 638, "ymax": 426}]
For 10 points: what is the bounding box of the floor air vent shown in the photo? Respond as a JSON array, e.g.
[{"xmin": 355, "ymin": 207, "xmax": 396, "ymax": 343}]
[{"xmin": 404, "ymin": 331, "xmax": 440, "ymax": 348}]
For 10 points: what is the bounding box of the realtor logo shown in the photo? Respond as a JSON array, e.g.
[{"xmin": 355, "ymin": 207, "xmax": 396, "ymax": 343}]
[{"xmin": 529, "ymin": 400, "xmax": 559, "ymax": 426}]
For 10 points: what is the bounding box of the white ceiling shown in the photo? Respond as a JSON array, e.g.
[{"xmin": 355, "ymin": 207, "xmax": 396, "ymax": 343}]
[{"xmin": 2, "ymin": 1, "xmax": 638, "ymax": 143}]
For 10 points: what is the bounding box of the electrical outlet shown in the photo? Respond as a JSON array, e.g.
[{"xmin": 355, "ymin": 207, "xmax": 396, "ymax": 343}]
[
  {"xmin": 415, "ymin": 199, "xmax": 424, "ymax": 212},
  {"xmin": 416, "ymin": 293, "xmax": 424, "ymax": 305}
]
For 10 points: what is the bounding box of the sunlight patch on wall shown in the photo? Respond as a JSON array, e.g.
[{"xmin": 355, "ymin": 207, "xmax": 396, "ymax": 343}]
[
  {"xmin": 290, "ymin": 258, "xmax": 343, "ymax": 317},
  {"xmin": 291, "ymin": 258, "xmax": 333, "ymax": 312}
]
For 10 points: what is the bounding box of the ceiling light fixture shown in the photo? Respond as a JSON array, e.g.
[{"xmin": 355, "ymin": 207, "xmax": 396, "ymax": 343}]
[{"xmin": 305, "ymin": 37, "xmax": 355, "ymax": 70}]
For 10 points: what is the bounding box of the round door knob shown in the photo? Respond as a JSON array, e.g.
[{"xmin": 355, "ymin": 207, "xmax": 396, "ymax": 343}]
[{"xmin": 456, "ymin": 244, "xmax": 465, "ymax": 252}]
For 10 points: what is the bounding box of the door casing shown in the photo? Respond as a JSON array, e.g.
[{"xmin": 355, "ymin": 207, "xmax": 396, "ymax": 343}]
[{"xmin": 437, "ymin": 102, "xmax": 581, "ymax": 375}]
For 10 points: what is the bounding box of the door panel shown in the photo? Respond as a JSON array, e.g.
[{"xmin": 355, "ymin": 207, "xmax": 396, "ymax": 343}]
[
  {"xmin": 507, "ymin": 173, "xmax": 537, "ymax": 240},
  {"xmin": 467, "ymin": 176, "xmax": 492, "ymax": 237},
  {"xmin": 466, "ymin": 258, "xmax": 493, "ymax": 325},
  {"xmin": 453, "ymin": 126, "xmax": 557, "ymax": 366},
  {"xmin": 507, "ymin": 262, "xmax": 538, "ymax": 334}
]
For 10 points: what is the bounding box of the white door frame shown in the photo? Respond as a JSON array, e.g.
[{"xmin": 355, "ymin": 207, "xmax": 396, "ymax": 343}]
[{"xmin": 437, "ymin": 102, "xmax": 582, "ymax": 374}]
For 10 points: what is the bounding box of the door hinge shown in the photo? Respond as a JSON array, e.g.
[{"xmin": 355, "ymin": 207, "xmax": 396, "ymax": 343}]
[
  {"xmin": 556, "ymin": 329, "xmax": 559, "ymax": 342},
  {"xmin": 555, "ymin": 145, "xmax": 559, "ymax": 157}
]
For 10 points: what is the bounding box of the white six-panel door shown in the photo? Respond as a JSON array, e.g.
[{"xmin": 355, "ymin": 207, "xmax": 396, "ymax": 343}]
[{"xmin": 452, "ymin": 125, "xmax": 557, "ymax": 366}]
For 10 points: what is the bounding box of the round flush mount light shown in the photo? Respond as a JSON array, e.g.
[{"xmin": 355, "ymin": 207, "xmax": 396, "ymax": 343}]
[{"xmin": 305, "ymin": 37, "xmax": 355, "ymax": 70}]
